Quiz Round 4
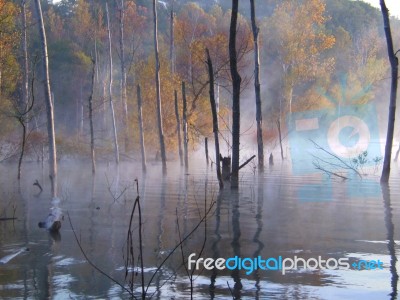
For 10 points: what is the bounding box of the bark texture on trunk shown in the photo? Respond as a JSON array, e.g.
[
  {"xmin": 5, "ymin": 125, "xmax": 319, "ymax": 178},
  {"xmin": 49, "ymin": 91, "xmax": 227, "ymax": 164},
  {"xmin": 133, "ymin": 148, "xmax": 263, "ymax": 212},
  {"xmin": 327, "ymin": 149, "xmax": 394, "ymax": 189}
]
[
  {"xmin": 153, "ymin": 0, "xmax": 167, "ymax": 174},
  {"xmin": 182, "ymin": 81, "xmax": 188, "ymax": 170},
  {"xmin": 117, "ymin": 0, "xmax": 129, "ymax": 151},
  {"xmin": 88, "ymin": 57, "xmax": 96, "ymax": 174},
  {"xmin": 380, "ymin": 0, "xmax": 398, "ymax": 183},
  {"xmin": 106, "ymin": 2, "xmax": 120, "ymax": 165},
  {"xmin": 35, "ymin": 0, "xmax": 57, "ymax": 197},
  {"xmin": 250, "ymin": 0, "xmax": 264, "ymax": 172},
  {"xmin": 206, "ymin": 49, "xmax": 223, "ymax": 189},
  {"xmin": 174, "ymin": 90, "xmax": 183, "ymax": 166},
  {"xmin": 137, "ymin": 85, "xmax": 147, "ymax": 172},
  {"xmin": 229, "ymin": 0, "xmax": 242, "ymax": 189}
]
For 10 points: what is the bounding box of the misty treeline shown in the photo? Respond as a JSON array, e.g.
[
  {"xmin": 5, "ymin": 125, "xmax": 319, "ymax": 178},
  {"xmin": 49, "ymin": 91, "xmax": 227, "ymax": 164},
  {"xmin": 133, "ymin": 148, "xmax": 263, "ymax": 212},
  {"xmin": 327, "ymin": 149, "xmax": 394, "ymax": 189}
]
[{"xmin": 0, "ymin": 0, "xmax": 399, "ymax": 179}]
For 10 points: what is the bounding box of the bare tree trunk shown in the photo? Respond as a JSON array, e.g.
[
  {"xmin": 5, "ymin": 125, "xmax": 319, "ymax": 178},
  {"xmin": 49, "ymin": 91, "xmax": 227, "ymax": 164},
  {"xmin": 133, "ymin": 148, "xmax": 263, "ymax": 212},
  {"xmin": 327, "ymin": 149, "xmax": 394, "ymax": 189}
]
[
  {"xmin": 17, "ymin": 120, "xmax": 26, "ymax": 180},
  {"xmin": 380, "ymin": 0, "xmax": 398, "ymax": 183},
  {"xmin": 22, "ymin": 0, "xmax": 29, "ymax": 113},
  {"xmin": 277, "ymin": 119, "xmax": 284, "ymax": 160},
  {"xmin": 395, "ymin": 145, "xmax": 400, "ymax": 162},
  {"xmin": 174, "ymin": 90, "xmax": 183, "ymax": 166},
  {"xmin": 117, "ymin": 0, "xmax": 129, "ymax": 152},
  {"xmin": 106, "ymin": 2, "xmax": 120, "ymax": 165},
  {"xmin": 229, "ymin": 0, "xmax": 242, "ymax": 189},
  {"xmin": 182, "ymin": 81, "xmax": 188, "ymax": 170},
  {"xmin": 137, "ymin": 85, "xmax": 146, "ymax": 172},
  {"xmin": 169, "ymin": 2, "xmax": 175, "ymax": 73},
  {"xmin": 205, "ymin": 137, "xmax": 209, "ymax": 166},
  {"xmin": 88, "ymin": 57, "xmax": 96, "ymax": 174},
  {"xmin": 206, "ymin": 49, "xmax": 223, "ymax": 189},
  {"xmin": 250, "ymin": 0, "xmax": 264, "ymax": 172},
  {"xmin": 153, "ymin": 0, "xmax": 167, "ymax": 174},
  {"xmin": 34, "ymin": 0, "xmax": 57, "ymax": 197}
]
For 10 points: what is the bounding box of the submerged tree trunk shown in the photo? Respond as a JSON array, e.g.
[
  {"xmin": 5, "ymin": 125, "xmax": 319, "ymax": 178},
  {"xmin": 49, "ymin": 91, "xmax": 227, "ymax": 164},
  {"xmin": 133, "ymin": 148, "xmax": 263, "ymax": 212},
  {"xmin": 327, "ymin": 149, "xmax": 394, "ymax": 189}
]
[
  {"xmin": 206, "ymin": 49, "xmax": 223, "ymax": 189},
  {"xmin": 88, "ymin": 57, "xmax": 96, "ymax": 174},
  {"xmin": 34, "ymin": 0, "xmax": 57, "ymax": 197},
  {"xmin": 17, "ymin": 120, "xmax": 26, "ymax": 180},
  {"xmin": 229, "ymin": 0, "xmax": 242, "ymax": 189},
  {"xmin": 106, "ymin": 2, "xmax": 120, "ymax": 165},
  {"xmin": 277, "ymin": 119, "xmax": 284, "ymax": 160},
  {"xmin": 117, "ymin": 0, "xmax": 129, "ymax": 152},
  {"xmin": 380, "ymin": 0, "xmax": 398, "ymax": 183},
  {"xmin": 153, "ymin": 0, "xmax": 167, "ymax": 174},
  {"xmin": 174, "ymin": 90, "xmax": 183, "ymax": 166},
  {"xmin": 137, "ymin": 85, "xmax": 147, "ymax": 172},
  {"xmin": 250, "ymin": 0, "xmax": 264, "ymax": 172},
  {"xmin": 182, "ymin": 81, "xmax": 188, "ymax": 170}
]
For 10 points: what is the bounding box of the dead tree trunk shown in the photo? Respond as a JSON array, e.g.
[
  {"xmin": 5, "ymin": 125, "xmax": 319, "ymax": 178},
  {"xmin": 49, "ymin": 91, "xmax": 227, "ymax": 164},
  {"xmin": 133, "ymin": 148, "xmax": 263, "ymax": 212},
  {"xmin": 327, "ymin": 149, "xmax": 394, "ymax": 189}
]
[
  {"xmin": 106, "ymin": 2, "xmax": 120, "ymax": 165},
  {"xmin": 277, "ymin": 118, "xmax": 284, "ymax": 160},
  {"xmin": 250, "ymin": 0, "xmax": 264, "ymax": 172},
  {"xmin": 229, "ymin": 0, "xmax": 242, "ymax": 189},
  {"xmin": 17, "ymin": 120, "xmax": 26, "ymax": 180},
  {"xmin": 380, "ymin": 0, "xmax": 398, "ymax": 183},
  {"xmin": 116, "ymin": 0, "xmax": 129, "ymax": 152},
  {"xmin": 205, "ymin": 137, "xmax": 209, "ymax": 166},
  {"xmin": 206, "ymin": 49, "xmax": 223, "ymax": 189},
  {"xmin": 182, "ymin": 81, "xmax": 189, "ymax": 170},
  {"xmin": 169, "ymin": 2, "xmax": 175, "ymax": 74},
  {"xmin": 153, "ymin": 0, "xmax": 167, "ymax": 174},
  {"xmin": 137, "ymin": 85, "xmax": 147, "ymax": 172},
  {"xmin": 22, "ymin": 0, "xmax": 29, "ymax": 117},
  {"xmin": 34, "ymin": 0, "xmax": 57, "ymax": 197},
  {"xmin": 88, "ymin": 56, "xmax": 96, "ymax": 174},
  {"xmin": 174, "ymin": 90, "xmax": 183, "ymax": 166}
]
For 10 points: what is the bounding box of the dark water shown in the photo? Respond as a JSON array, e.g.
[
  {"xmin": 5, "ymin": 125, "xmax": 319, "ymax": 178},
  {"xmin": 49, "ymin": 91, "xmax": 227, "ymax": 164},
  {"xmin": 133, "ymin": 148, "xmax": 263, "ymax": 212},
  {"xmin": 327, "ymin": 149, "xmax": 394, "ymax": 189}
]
[{"xmin": 0, "ymin": 160, "xmax": 399, "ymax": 299}]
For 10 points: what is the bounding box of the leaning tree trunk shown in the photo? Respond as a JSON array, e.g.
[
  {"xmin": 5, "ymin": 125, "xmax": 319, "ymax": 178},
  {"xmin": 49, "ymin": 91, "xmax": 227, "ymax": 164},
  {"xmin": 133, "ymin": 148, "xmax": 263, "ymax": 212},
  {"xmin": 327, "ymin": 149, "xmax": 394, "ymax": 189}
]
[
  {"xmin": 88, "ymin": 56, "xmax": 96, "ymax": 174},
  {"xmin": 153, "ymin": 0, "xmax": 167, "ymax": 174},
  {"xmin": 106, "ymin": 2, "xmax": 120, "ymax": 165},
  {"xmin": 182, "ymin": 81, "xmax": 188, "ymax": 170},
  {"xmin": 380, "ymin": 0, "xmax": 398, "ymax": 183},
  {"xmin": 34, "ymin": 0, "xmax": 57, "ymax": 197},
  {"xmin": 277, "ymin": 118, "xmax": 284, "ymax": 160},
  {"xmin": 117, "ymin": 0, "xmax": 129, "ymax": 152},
  {"xmin": 137, "ymin": 85, "xmax": 147, "ymax": 172},
  {"xmin": 174, "ymin": 90, "xmax": 183, "ymax": 166},
  {"xmin": 229, "ymin": 0, "xmax": 242, "ymax": 189},
  {"xmin": 206, "ymin": 49, "xmax": 223, "ymax": 189},
  {"xmin": 250, "ymin": 0, "xmax": 264, "ymax": 172}
]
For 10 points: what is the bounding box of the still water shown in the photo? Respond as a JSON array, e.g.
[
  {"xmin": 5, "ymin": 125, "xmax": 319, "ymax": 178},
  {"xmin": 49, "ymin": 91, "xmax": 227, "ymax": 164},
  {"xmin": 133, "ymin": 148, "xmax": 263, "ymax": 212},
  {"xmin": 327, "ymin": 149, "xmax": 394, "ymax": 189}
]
[{"xmin": 0, "ymin": 160, "xmax": 399, "ymax": 299}]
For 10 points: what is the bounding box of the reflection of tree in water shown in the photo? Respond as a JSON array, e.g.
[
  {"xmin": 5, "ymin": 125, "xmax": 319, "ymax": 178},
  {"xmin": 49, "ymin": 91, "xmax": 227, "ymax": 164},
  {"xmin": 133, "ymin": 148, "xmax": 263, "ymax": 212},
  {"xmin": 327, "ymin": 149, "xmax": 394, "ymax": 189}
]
[
  {"xmin": 253, "ymin": 178, "xmax": 265, "ymax": 298},
  {"xmin": 209, "ymin": 189, "xmax": 222, "ymax": 298},
  {"xmin": 381, "ymin": 183, "xmax": 398, "ymax": 300},
  {"xmin": 231, "ymin": 189, "xmax": 242, "ymax": 298},
  {"xmin": 155, "ymin": 176, "xmax": 167, "ymax": 298}
]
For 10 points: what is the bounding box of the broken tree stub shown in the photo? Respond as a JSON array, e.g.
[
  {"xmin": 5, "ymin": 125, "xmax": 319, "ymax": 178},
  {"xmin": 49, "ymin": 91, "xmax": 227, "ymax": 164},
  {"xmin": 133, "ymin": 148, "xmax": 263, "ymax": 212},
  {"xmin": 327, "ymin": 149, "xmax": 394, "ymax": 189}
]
[{"xmin": 220, "ymin": 154, "xmax": 231, "ymax": 180}]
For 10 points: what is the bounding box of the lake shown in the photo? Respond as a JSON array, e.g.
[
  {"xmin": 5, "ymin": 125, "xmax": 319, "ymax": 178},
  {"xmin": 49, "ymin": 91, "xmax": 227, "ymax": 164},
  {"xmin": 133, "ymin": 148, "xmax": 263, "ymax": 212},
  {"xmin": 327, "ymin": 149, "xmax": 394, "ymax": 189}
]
[{"xmin": 0, "ymin": 159, "xmax": 399, "ymax": 299}]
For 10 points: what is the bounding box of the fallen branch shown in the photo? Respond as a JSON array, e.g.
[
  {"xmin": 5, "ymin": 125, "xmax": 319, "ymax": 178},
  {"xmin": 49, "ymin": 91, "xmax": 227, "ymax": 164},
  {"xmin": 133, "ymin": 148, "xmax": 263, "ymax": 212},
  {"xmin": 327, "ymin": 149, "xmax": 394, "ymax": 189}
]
[
  {"xmin": 310, "ymin": 139, "xmax": 362, "ymax": 178},
  {"xmin": 313, "ymin": 161, "xmax": 348, "ymax": 180},
  {"xmin": 226, "ymin": 155, "xmax": 256, "ymax": 179},
  {"xmin": 0, "ymin": 217, "xmax": 17, "ymax": 221}
]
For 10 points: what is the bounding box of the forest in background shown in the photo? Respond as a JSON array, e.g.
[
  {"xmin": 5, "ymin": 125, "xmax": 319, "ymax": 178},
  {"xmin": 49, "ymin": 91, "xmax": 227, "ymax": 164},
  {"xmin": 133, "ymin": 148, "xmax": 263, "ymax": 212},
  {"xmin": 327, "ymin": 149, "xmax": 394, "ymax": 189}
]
[{"xmin": 0, "ymin": 0, "xmax": 399, "ymax": 165}]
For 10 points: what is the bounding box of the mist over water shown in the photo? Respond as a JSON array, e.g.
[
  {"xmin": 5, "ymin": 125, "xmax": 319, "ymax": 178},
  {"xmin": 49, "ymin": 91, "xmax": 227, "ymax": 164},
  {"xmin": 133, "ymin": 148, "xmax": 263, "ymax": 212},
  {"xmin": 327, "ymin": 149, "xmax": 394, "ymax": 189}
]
[{"xmin": 0, "ymin": 158, "xmax": 399, "ymax": 299}]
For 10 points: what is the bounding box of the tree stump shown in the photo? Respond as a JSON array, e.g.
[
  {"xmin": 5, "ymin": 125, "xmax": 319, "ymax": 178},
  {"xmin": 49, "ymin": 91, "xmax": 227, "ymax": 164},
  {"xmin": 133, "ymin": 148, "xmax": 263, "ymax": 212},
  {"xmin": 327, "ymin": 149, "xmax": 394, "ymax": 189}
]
[{"xmin": 220, "ymin": 154, "xmax": 231, "ymax": 180}]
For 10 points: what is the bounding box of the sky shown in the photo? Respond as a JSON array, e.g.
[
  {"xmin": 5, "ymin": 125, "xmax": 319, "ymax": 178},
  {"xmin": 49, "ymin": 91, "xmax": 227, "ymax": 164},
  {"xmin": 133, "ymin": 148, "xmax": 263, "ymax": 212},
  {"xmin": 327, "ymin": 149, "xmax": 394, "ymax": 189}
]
[{"xmin": 361, "ymin": 0, "xmax": 400, "ymax": 18}]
